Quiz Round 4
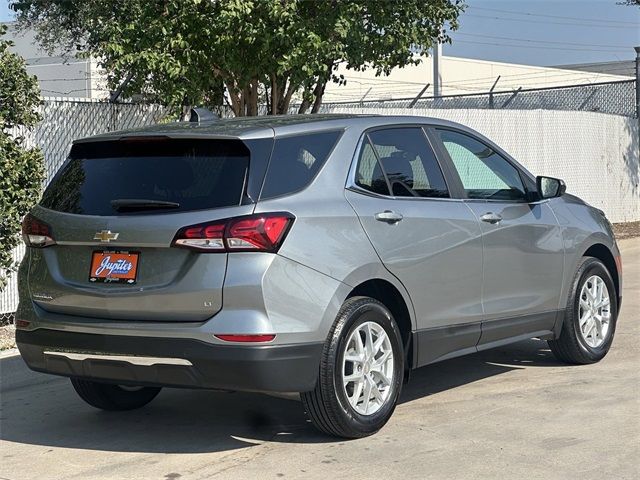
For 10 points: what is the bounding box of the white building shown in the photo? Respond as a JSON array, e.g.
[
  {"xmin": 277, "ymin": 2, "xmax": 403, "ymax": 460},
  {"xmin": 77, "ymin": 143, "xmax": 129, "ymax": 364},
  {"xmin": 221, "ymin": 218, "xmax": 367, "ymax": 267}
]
[
  {"xmin": 324, "ymin": 55, "xmax": 634, "ymax": 103},
  {"xmin": 2, "ymin": 22, "xmax": 107, "ymax": 99}
]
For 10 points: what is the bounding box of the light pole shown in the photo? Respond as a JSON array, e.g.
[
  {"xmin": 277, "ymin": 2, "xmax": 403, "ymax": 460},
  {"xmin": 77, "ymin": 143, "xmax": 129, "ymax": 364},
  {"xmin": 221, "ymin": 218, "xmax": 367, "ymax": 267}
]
[{"xmin": 433, "ymin": 41, "xmax": 442, "ymax": 98}]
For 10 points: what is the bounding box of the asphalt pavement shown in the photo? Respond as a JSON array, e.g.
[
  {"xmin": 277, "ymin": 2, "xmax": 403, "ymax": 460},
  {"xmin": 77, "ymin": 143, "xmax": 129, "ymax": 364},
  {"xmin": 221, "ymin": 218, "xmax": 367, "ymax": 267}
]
[{"xmin": 1, "ymin": 238, "xmax": 638, "ymax": 480}]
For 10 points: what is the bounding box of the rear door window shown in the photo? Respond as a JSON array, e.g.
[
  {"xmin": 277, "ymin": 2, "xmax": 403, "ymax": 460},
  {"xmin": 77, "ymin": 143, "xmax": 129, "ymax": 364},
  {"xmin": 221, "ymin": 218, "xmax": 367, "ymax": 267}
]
[
  {"xmin": 40, "ymin": 139, "xmax": 250, "ymax": 215},
  {"xmin": 355, "ymin": 138, "xmax": 390, "ymax": 195},
  {"xmin": 356, "ymin": 127, "xmax": 449, "ymax": 198},
  {"xmin": 260, "ymin": 130, "xmax": 342, "ymax": 200}
]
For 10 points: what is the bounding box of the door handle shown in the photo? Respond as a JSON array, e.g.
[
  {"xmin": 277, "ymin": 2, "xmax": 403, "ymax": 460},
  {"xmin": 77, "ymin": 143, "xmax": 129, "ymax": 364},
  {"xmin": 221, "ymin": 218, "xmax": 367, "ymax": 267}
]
[
  {"xmin": 375, "ymin": 210, "xmax": 404, "ymax": 224},
  {"xmin": 480, "ymin": 212, "xmax": 502, "ymax": 224}
]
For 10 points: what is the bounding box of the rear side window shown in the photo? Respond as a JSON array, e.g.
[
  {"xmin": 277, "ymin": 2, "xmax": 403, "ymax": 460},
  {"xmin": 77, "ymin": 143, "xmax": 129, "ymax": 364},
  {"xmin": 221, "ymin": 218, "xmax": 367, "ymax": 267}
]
[
  {"xmin": 354, "ymin": 127, "xmax": 449, "ymax": 198},
  {"xmin": 260, "ymin": 131, "xmax": 342, "ymax": 200},
  {"xmin": 40, "ymin": 139, "xmax": 250, "ymax": 215}
]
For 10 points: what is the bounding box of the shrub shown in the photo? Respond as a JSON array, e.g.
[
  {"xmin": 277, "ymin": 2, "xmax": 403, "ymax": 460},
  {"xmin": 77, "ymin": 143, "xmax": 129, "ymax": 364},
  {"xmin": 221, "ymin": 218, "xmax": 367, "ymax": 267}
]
[{"xmin": 0, "ymin": 24, "xmax": 44, "ymax": 290}]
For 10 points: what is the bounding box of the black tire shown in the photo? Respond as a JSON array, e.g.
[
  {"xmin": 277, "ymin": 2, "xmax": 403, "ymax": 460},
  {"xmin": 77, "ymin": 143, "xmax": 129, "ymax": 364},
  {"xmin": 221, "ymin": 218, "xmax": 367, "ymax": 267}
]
[
  {"xmin": 71, "ymin": 378, "xmax": 161, "ymax": 411},
  {"xmin": 548, "ymin": 256, "xmax": 618, "ymax": 364},
  {"xmin": 301, "ymin": 296, "xmax": 404, "ymax": 438}
]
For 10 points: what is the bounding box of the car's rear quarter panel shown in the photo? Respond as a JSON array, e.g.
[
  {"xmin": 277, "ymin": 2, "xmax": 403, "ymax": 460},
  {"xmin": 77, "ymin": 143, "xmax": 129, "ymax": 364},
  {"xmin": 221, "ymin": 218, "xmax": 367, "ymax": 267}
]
[{"xmin": 254, "ymin": 122, "xmax": 418, "ymax": 338}]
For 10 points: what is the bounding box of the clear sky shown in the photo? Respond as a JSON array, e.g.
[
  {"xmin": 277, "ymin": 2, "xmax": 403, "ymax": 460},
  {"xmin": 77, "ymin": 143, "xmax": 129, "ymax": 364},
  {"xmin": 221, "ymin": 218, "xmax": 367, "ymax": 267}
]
[
  {"xmin": 1, "ymin": 0, "xmax": 638, "ymax": 67},
  {"xmin": 446, "ymin": 0, "xmax": 639, "ymax": 66}
]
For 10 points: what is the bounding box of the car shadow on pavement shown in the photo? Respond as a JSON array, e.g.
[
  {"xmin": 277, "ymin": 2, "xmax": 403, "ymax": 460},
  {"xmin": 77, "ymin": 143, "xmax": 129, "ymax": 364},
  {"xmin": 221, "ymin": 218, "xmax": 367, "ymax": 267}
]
[
  {"xmin": 0, "ymin": 339, "xmax": 564, "ymax": 453},
  {"xmin": 399, "ymin": 338, "xmax": 563, "ymax": 403}
]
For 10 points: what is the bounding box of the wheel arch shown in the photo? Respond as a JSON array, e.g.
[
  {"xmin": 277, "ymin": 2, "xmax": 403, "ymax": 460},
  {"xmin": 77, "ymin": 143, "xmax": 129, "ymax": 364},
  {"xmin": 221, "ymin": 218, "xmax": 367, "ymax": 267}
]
[
  {"xmin": 582, "ymin": 243, "xmax": 621, "ymax": 306},
  {"xmin": 346, "ymin": 278, "xmax": 416, "ymax": 370}
]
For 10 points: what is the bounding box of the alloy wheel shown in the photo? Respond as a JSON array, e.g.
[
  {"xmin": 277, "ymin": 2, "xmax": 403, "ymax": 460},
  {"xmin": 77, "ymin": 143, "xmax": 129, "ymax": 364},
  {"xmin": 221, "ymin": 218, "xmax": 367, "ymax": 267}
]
[
  {"xmin": 578, "ymin": 275, "xmax": 611, "ymax": 348},
  {"xmin": 341, "ymin": 321, "xmax": 395, "ymax": 415}
]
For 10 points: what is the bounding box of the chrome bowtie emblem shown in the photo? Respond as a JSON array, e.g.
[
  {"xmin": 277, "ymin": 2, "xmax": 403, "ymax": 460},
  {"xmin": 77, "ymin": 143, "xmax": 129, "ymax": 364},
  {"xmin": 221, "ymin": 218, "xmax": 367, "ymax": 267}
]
[{"xmin": 93, "ymin": 230, "xmax": 119, "ymax": 242}]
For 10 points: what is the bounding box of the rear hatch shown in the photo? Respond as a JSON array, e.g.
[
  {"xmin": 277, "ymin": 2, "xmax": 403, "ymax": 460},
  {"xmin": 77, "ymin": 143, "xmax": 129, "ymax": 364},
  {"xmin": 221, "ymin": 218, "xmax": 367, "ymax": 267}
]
[{"xmin": 26, "ymin": 137, "xmax": 265, "ymax": 321}]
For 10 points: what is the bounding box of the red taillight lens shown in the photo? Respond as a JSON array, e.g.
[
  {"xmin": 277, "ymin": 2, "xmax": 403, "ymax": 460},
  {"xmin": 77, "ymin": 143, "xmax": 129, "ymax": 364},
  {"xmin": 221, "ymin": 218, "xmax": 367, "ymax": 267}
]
[
  {"xmin": 22, "ymin": 214, "xmax": 56, "ymax": 248},
  {"xmin": 172, "ymin": 213, "xmax": 294, "ymax": 253},
  {"xmin": 174, "ymin": 221, "xmax": 226, "ymax": 251},
  {"xmin": 215, "ymin": 334, "xmax": 276, "ymax": 343},
  {"xmin": 226, "ymin": 215, "xmax": 292, "ymax": 251}
]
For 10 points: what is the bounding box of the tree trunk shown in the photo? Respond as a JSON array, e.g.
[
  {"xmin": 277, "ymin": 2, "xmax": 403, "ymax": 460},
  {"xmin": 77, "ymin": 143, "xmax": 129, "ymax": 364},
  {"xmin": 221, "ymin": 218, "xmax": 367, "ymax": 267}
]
[
  {"xmin": 225, "ymin": 81, "xmax": 241, "ymax": 117},
  {"xmin": 305, "ymin": 60, "xmax": 335, "ymax": 114},
  {"xmin": 298, "ymin": 92, "xmax": 312, "ymax": 114},
  {"xmin": 265, "ymin": 83, "xmax": 271, "ymax": 114},
  {"xmin": 246, "ymin": 78, "xmax": 259, "ymax": 116},
  {"xmin": 239, "ymin": 86, "xmax": 248, "ymax": 116},
  {"xmin": 270, "ymin": 74, "xmax": 279, "ymax": 115},
  {"xmin": 310, "ymin": 79, "xmax": 327, "ymax": 114},
  {"xmin": 278, "ymin": 79, "xmax": 297, "ymax": 114}
]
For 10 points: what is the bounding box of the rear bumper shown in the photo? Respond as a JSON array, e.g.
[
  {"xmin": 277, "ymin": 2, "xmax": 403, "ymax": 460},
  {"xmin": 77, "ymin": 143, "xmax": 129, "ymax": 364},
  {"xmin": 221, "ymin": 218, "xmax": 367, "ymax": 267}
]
[{"xmin": 16, "ymin": 329, "xmax": 322, "ymax": 393}]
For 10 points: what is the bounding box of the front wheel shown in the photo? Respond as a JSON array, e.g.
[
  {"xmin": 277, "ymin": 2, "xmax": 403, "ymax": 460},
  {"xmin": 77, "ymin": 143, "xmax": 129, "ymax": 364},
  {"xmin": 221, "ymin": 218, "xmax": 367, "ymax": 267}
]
[
  {"xmin": 71, "ymin": 378, "xmax": 161, "ymax": 411},
  {"xmin": 301, "ymin": 296, "xmax": 404, "ymax": 438},
  {"xmin": 548, "ymin": 256, "xmax": 618, "ymax": 364}
]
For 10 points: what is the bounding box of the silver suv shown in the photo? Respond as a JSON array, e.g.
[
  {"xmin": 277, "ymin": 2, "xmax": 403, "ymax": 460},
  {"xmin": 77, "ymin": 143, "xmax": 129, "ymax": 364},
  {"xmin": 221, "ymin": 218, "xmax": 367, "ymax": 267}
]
[{"xmin": 16, "ymin": 115, "xmax": 622, "ymax": 438}]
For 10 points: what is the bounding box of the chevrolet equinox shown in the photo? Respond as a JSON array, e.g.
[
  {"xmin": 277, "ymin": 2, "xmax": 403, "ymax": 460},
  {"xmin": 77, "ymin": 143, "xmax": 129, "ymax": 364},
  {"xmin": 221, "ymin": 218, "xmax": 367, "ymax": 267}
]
[{"xmin": 16, "ymin": 115, "xmax": 622, "ymax": 438}]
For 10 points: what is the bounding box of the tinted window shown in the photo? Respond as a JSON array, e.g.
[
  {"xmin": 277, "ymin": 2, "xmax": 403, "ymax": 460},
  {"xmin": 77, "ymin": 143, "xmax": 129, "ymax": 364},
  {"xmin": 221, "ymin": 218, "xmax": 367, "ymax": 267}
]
[
  {"xmin": 437, "ymin": 129, "xmax": 526, "ymax": 201},
  {"xmin": 260, "ymin": 131, "xmax": 342, "ymax": 199},
  {"xmin": 366, "ymin": 128, "xmax": 449, "ymax": 198},
  {"xmin": 355, "ymin": 138, "xmax": 390, "ymax": 195},
  {"xmin": 40, "ymin": 139, "xmax": 249, "ymax": 215}
]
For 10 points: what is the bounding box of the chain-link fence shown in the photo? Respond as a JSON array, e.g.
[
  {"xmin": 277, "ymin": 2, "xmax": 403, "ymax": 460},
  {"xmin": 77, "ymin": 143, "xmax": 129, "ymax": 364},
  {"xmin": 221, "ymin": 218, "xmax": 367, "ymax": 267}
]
[
  {"xmin": 1, "ymin": 99, "xmax": 169, "ymax": 318},
  {"xmin": 32, "ymin": 99, "xmax": 169, "ymax": 183},
  {"xmin": 1, "ymin": 78, "xmax": 638, "ymax": 319},
  {"xmin": 0, "ymin": 312, "xmax": 15, "ymax": 326},
  {"xmin": 312, "ymin": 80, "xmax": 637, "ymax": 117}
]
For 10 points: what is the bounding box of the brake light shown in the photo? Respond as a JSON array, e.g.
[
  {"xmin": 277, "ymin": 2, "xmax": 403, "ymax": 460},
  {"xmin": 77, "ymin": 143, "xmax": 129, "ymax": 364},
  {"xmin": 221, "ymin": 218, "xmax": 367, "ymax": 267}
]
[
  {"xmin": 22, "ymin": 214, "xmax": 56, "ymax": 248},
  {"xmin": 173, "ymin": 212, "xmax": 294, "ymax": 253},
  {"xmin": 175, "ymin": 222, "xmax": 226, "ymax": 251},
  {"xmin": 215, "ymin": 334, "xmax": 276, "ymax": 343}
]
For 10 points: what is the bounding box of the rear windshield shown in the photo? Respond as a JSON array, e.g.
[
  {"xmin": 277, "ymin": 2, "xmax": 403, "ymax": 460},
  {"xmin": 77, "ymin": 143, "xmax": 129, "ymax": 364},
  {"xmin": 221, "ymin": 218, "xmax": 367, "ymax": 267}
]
[{"xmin": 40, "ymin": 138, "xmax": 250, "ymax": 215}]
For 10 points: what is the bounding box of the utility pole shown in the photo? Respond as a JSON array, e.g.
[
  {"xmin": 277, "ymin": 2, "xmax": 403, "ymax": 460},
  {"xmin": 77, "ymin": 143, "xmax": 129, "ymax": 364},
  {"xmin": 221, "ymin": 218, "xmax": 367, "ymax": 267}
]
[{"xmin": 433, "ymin": 41, "xmax": 442, "ymax": 98}]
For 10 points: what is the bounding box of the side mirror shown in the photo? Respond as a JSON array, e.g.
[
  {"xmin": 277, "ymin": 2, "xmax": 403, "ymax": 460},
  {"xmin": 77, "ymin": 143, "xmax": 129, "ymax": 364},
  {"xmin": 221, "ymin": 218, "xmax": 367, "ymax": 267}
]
[{"xmin": 536, "ymin": 176, "xmax": 566, "ymax": 199}]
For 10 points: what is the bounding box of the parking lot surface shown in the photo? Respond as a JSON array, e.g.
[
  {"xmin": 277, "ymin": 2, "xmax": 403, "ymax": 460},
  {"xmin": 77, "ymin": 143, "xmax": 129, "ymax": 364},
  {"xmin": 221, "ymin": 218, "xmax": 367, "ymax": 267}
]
[{"xmin": 1, "ymin": 238, "xmax": 638, "ymax": 480}]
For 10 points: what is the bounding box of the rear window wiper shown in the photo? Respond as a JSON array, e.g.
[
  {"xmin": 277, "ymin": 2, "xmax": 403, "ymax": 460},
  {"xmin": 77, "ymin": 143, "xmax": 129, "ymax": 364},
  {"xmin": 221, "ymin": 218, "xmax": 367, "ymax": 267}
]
[{"xmin": 110, "ymin": 199, "xmax": 181, "ymax": 212}]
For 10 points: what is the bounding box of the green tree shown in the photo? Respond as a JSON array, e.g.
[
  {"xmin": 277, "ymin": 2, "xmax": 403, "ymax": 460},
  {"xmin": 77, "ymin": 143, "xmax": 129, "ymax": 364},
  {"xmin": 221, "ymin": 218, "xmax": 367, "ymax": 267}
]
[
  {"xmin": 11, "ymin": 0, "xmax": 464, "ymax": 116},
  {"xmin": 0, "ymin": 24, "xmax": 44, "ymax": 290}
]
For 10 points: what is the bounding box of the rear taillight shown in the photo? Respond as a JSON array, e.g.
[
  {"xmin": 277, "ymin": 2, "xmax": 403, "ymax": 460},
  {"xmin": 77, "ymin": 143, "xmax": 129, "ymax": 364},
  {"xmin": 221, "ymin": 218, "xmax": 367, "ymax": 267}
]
[
  {"xmin": 22, "ymin": 214, "xmax": 56, "ymax": 248},
  {"xmin": 173, "ymin": 212, "xmax": 294, "ymax": 253}
]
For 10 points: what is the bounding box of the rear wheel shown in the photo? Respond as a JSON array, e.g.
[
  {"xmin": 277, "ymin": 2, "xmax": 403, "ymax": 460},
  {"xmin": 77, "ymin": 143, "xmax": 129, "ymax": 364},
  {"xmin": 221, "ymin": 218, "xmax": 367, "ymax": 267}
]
[
  {"xmin": 301, "ymin": 296, "xmax": 404, "ymax": 438},
  {"xmin": 548, "ymin": 257, "xmax": 618, "ymax": 364},
  {"xmin": 71, "ymin": 378, "xmax": 161, "ymax": 411}
]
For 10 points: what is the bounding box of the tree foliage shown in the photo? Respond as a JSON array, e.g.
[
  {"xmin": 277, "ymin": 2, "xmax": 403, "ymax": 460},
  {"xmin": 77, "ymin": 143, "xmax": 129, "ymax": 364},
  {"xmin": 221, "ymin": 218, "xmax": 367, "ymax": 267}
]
[
  {"xmin": 0, "ymin": 24, "xmax": 44, "ymax": 290},
  {"xmin": 11, "ymin": 0, "xmax": 464, "ymax": 116}
]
